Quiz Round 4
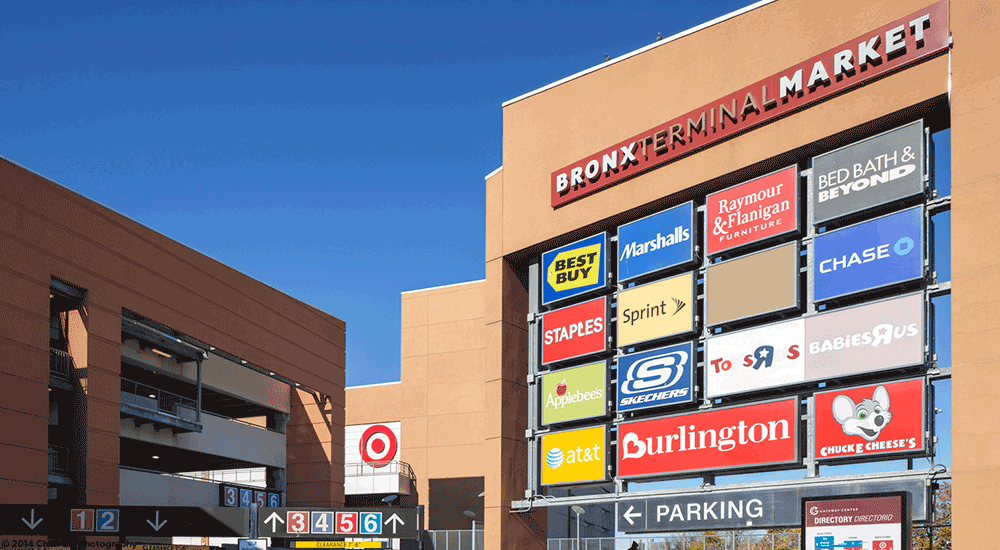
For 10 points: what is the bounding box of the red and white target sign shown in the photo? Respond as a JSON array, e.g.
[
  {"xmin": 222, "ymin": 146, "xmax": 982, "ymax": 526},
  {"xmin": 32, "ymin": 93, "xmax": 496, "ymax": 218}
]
[{"xmin": 346, "ymin": 422, "xmax": 401, "ymax": 467}]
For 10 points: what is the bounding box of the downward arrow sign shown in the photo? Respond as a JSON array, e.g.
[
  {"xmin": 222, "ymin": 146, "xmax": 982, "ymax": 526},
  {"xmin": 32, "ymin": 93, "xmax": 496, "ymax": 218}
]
[
  {"xmin": 21, "ymin": 509, "xmax": 43, "ymax": 530},
  {"xmin": 147, "ymin": 511, "xmax": 168, "ymax": 531}
]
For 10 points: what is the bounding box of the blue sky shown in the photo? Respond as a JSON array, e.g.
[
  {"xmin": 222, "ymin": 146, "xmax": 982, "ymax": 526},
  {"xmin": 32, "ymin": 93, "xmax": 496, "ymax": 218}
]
[{"xmin": 2, "ymin": 0, "xmax": 762, "ymax": 386}]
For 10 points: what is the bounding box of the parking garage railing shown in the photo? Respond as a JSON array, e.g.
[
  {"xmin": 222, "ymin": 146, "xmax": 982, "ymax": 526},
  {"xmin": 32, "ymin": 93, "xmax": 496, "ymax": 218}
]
[{"xmin": 121, "ymin": 376, "xmax": 198, "ymax": 419}]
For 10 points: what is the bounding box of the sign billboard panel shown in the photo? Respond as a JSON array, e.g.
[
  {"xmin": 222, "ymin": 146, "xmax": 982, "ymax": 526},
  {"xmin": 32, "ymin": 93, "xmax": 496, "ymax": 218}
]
[
  {"xmin": 617, "ymin": 342, "xmax": 695, "ymax": 413},
  {"xmin": 803, "ymin": 494, "xmax": 910, "ymax": 550},
  {"xmin": 616, "ymin": 477, "xmax": 927, "ymax": 532},
  {"xmin": 705, "ymin": 241, "xmax": 799, "ymax": 326},
  {"xmin": 540, "ymin": 361, "xmax": 608, "ymax": 425},
  {"xmin": 813, "ymin": 120, "xmax": 925, "ymax": 223},
  {"xmin": 804, "ymin": 293, "xmax": 924, "ymax": 381},
  {"xmin": 813, "ymin": 206, "xmax": 924, "ymax": 301},
  {"xmin": 705, "ymin": 319, "xmax": 805, "ymax": 399},
  {"xmin": 540, "ymin": 425, "xmax": 608, "ymax": 486},
  {"xmin": 814, "ymin": 378, "xmax": 927, "ymax": 462},
  {"xmin": 541, "ymin": 297, "xmax": 608, "ymax": 365},
  {"xmin": 706, "ymin": 166, "xmax": 798, "ymax": 255},
  {"xmin": 345, "ymin": 422, "xmax": 401, "ymax": 467},
  {"xmin": 541, "ymin": 233, "xmax": 608, "ymax": 306},
  {"xmin": 617, "ymin": 399, "xmax": 798, "ymax": 479},
  {"xmin": 617, "ymin": 273, "xmax": 695, "ymax": 347},
  {"xmin": 617, "ymin": 202, "xmax": 695, "ymax": 282}
]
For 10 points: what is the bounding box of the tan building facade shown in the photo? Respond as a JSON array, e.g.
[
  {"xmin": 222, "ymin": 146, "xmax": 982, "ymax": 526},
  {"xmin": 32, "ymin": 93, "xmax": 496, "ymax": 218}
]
[
  {"xmin": 483, "ymin": 0, "xmax": 992, "ymax": 549},
  {"xmin": 346, "ymin": 280, "xmax": 487, "ymax": 531}
]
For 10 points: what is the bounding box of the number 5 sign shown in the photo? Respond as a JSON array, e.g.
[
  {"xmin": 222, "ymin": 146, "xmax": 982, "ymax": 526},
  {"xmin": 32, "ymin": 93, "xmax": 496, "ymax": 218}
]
[{"xmin": 335, "ymin": 512, "xmax": 357, "ymax": 534}]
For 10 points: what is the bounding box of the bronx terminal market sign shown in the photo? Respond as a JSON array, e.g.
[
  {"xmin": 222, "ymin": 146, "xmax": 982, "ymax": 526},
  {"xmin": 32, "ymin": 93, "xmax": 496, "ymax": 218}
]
[
  {"xmin": 616, "ymin": 476, "xmax": 927, "ymax": 532},
  {"xmin": 550, "ymin": 1, "xmax": 949, "ymax": 208}
]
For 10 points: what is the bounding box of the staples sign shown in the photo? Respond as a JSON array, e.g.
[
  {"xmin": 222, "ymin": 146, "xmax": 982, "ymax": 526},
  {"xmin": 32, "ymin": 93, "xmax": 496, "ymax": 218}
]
[
  {"xmin": 541, "ymin": 297, "xmax": 608, "ymax": 365},
  {"xmin": 618, "ymin": 399, "xmax": 799, "ymax": 479},
  {"xmin": 814, "ymin": 378, "xmax": 927, "ymax": 462}
]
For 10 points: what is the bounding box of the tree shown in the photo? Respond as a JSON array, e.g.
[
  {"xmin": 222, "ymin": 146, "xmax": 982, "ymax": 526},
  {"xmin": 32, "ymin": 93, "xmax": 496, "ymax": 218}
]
[{"xmin": 912, "ymin": 482, "xmax": 951, "ymax": 550}]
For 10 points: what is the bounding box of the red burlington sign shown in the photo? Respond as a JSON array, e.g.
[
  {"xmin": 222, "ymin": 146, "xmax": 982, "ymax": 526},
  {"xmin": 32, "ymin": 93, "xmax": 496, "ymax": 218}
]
[
  {"xmin": 541, "ymin": 297, "xmax": 608, "ymax": 365},
  {"xmin": 550, "ymin": 1, "xmax": 949, "ymax": 208},
  {"xmin": 706, "ymin": 166, "xmax": 798, "ymax": 255},
  {"xmin": 618, "ymin": 398, "xmax": 799, "ymax": 478},
  {"xmin": 814, "ymin": 378, "xmax": 926, "ymax": 462}
]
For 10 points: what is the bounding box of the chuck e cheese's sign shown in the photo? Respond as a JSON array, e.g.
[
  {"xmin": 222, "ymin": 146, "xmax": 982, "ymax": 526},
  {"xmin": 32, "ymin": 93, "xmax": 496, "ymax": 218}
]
[{"xmin": 549, "ymin": 1, "xmax": 949, "ymax": 208}]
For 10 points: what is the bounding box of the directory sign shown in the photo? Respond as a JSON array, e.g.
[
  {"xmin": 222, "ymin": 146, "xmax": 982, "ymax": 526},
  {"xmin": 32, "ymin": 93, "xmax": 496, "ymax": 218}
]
[
  {"xmin": 802, "ymin": 493, "xmax": 911, "ymax": 550},
  {"xmin": 814, "ymin": 206, "xmax": 923, "ymax": 301},
  {"xmin": 813, "ymin": 120, "xmax": 925, "ymax": 223},
  {"xmin": 617, "ymin": 342, "xmax": 695, "ymax": 413},
  {"xmin": 617, "ymin": 202, "xmax": 695, "ymax": 282},
  {"xmin": 542, "ymin": 233, "xmax": 608, "ymax": 305}
]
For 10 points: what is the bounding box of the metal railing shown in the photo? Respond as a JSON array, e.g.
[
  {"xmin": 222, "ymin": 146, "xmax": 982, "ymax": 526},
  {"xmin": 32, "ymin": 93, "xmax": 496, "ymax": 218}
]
[
  {"xmin": 47, "ymin": 445, "xmax": 70, "ymax": 474},
  {"xmin": 426, "ymin": 528, "xmax": 483, "ymax": 550},
  {"xmin": 49, "ymin": 348, "xmax": 73, "ymax": 377},
  {"xmin": 345, "ymin": 460, "xmax": 415, "ymax": 479},
  {"xmin": 121, "ymin": 377, "xmax": 197, "ymax": 418},
  {"xmin": 548, "ymin": 532, "xmax": 801, "ymax": 550}
]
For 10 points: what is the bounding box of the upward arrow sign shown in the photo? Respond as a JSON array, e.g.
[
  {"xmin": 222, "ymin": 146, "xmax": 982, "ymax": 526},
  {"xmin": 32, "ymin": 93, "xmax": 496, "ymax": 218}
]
[
  {"xmin": 263, "ymin": 512, "xmax": 285, "ymax": 532},
  {"xmin": 384, "ymin": 513, "xmax": 405, "ymax": 534}
]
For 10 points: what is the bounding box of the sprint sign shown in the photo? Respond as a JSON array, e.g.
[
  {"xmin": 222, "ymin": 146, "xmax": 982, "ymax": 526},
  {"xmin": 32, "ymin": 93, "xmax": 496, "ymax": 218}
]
[{"xmin": 542, "ymin": 297, "xmax": 608, "ymax": 365}]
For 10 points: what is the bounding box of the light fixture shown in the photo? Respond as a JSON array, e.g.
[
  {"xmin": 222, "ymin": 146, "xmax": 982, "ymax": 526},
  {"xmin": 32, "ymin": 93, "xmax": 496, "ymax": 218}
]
[
  {"xmin": 152, "ymin": 455, "xmax": 160, "ymax": 459},
  {"xmin": 148, "ymin": 394, "xmax": 156, "ymax": 399},
  {"xmin": 151, "ymin": 348, "xmax": 172, "ymax": 358},
  {"xmin": 241, "ymin": 360, "xmax": 247, "ymax": 364},
  {"xmin": 269, "ymin": 372, "xmax": 275, "ymax": 376},
  {"xmin": 295, "ymin": 382, "xmax": 300, "ymax": 386},
  {"xmin": 382, "ymin": 495, "xmax": 398, "ymax": 504},
  {"xmin": 572, "ymin": 505, "xmax": 586, "ymax": 548},
  {"xmin": 478, "ymin": 491, "xmax": 485, "ymax": 497}
]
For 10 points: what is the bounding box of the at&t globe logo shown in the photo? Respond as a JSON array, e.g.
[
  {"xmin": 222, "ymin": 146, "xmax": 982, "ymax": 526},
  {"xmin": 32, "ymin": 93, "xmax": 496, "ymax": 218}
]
[{"xmin": 546, "ymin": 448, "xmax": 564, "ymax": 469}]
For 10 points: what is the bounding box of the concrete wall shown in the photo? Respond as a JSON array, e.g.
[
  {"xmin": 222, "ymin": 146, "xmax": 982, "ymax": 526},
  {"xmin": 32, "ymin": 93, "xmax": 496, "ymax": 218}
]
[
  {"xmin": 119, "ymin": 468, "xmax": 221, "ymax": 506},
  {"xmin": 488, "ymin": 0, "xmax": 989, "ymax": 548},
  {"xmin": 121, "ymin": 413, "xmax": 287, "ymax": 468},
  {"xmin": 0, "ymin": 160, "xmax": 346, "ymax": 507},
  {"xmin": 346, "ymin": 280, "xmax": 487, "ymax": 530}
]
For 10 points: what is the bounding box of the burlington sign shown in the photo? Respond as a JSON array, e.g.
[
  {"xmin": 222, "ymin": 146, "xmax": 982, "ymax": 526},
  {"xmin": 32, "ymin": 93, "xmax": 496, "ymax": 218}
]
[{"xmin": 550, "ymin": 2, "xmax": 948, "ymax": 207}]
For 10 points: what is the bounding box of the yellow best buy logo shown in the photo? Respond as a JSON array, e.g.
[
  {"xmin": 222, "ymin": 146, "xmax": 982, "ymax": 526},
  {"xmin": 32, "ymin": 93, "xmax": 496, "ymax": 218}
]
[
  {"xmin": 547, "ymin": 244, "xmax": 602, "ymax": 292},
  {"xmin": 541, "ymin": 425, "xmax": 606, "ymax": 485}
]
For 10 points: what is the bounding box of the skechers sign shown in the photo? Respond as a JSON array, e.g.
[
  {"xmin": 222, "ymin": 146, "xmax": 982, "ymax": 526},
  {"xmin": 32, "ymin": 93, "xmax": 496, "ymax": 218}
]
[
  {"xmin": 617, "ymin": 202, "xmax": 695, "ymax": 282},
  {"xmin": 541, "ymin": 361, "xmax": 608, "ymax": 425},
  {"xmin": 541, "ymin": 297, "xmax": 608, "ymax": 365},
  {"xmin": 617, "ymin": 342, "xmax": 695, "ymax": 413},
  {"xmin": 542, "ymin": 233, "xmax": 607, "ymax": 305},
  {"xmin": 814, "ymin": 206, "xmax": 923, "ymax": 301},
  {"xmin": 813, "ymin": 120, "xmax": 925, "ymax": 222}
]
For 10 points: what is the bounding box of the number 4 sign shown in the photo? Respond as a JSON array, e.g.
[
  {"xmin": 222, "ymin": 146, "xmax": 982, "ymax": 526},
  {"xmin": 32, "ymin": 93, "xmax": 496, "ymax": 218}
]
[{"xmin": 335, "ymin": 512, "xmax": 358, "ymax": 535}]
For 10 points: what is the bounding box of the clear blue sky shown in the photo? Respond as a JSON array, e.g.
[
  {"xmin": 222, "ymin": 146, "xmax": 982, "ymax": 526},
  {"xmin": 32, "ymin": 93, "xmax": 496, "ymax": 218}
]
[{"xmin": 4, "ymin": 0, "xmax": 778, "ymax": 386}]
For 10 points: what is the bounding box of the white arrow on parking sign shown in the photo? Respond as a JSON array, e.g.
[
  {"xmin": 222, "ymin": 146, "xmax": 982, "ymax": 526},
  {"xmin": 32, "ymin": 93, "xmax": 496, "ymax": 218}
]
[{"xmin": 623, "ymin": 505, "xmax": 642, "ymax": 526}]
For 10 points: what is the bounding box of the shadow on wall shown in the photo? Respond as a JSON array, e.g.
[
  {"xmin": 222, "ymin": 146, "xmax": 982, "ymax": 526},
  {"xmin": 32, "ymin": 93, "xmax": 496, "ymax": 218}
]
[{"xmin": 428, "ymin": 477, "xmax": 485, "ymax": 530}]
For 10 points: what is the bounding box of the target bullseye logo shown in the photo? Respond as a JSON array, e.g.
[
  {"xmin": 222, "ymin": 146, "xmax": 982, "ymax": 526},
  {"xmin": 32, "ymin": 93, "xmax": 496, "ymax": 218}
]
[{"xmin": 360, "ymin": 424, "xmax": 398, "ymax": 466}]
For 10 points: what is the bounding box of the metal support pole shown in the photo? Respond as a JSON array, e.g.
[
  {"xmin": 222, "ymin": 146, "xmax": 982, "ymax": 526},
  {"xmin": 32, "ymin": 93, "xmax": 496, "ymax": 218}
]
[
  {"xmin": 196, "ymin": 358, "xmax": 203, "ymax": 422},
  {"xmin": 417, "ymin": 504, "xmax": 424, "ymax": 550}
]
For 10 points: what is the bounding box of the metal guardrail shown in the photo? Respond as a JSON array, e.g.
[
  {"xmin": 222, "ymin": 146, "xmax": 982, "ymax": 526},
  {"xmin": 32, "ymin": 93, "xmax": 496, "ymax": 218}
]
[
  {"xmin": 426, "ymin": 529, "xmax": 483, "ymax": 550},
  {"xmin": 345, "ymin": 460, "xmax": 415, "ymax": 479},
  {"xmin": 47, "ymin": 445, "xmax": 70, "ymax": 474},
  {"xmin": 49, "ymin": 348, "xmax": 73, "ymax": 376},
  {"xmin": 121, "ymin": 376, "xmax": 197, "ymax": 417},
  {"xmin": 549, "ymin": 532, "xmax": 801, "ymax": 550}
]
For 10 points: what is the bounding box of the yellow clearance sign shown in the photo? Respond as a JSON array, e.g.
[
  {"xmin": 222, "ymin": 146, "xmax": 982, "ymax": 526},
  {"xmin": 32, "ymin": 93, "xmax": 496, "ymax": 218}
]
[
  {"xmin": 617, "ymin": 273, "xmax": 694, "ymax": 347},
  {"xmin": 540, "ymin": 425, "xmax": 607, "ymax": 485}
]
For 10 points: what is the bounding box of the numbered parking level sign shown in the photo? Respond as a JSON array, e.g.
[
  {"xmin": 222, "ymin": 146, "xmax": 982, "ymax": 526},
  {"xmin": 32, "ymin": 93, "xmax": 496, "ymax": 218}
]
[
  {"xmin": 311, "ymin": 511, "xmax": 334, "ymax": 534},
  {"xmin": 240, "ymin": 488, "xmax": 253, "ymax": 507},
  {"xmin": 254, "ymin": 491, "xmax": 266, "ymax": 507},
  {"xmin": 70, "ymin": 509, "xmax": 94, "ymax": 531},
  {"xmin": 95, "ymin": 509, "xmax": 119, "ymax": 533},
  {"xmin": 267, "ymin": 492, "xmax": 281, "ymax": 507},
  {"xmin": 359, "ymin": 512, "xmax": 383, "ymax": 535},
  {"xmin": 222, "ymin": 485, "xmax": 238, "ymax": 506},
  {"xmin": 287, "ymin": 511, "xmax": 310, "ymax": 534},
  {"xmin": 335, "ymin": 511, "xmax": 359, "ymax": 535}
]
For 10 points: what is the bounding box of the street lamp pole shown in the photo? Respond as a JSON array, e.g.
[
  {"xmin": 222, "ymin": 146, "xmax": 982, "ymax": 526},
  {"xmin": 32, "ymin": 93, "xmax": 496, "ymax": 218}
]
[
  {"xmin": 463, "ymin": 510, "xmax": 476, "ymax": 550},
  {"xmin": 571, "ymin": 506, "xmax": 586, "ymax": 550}
]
